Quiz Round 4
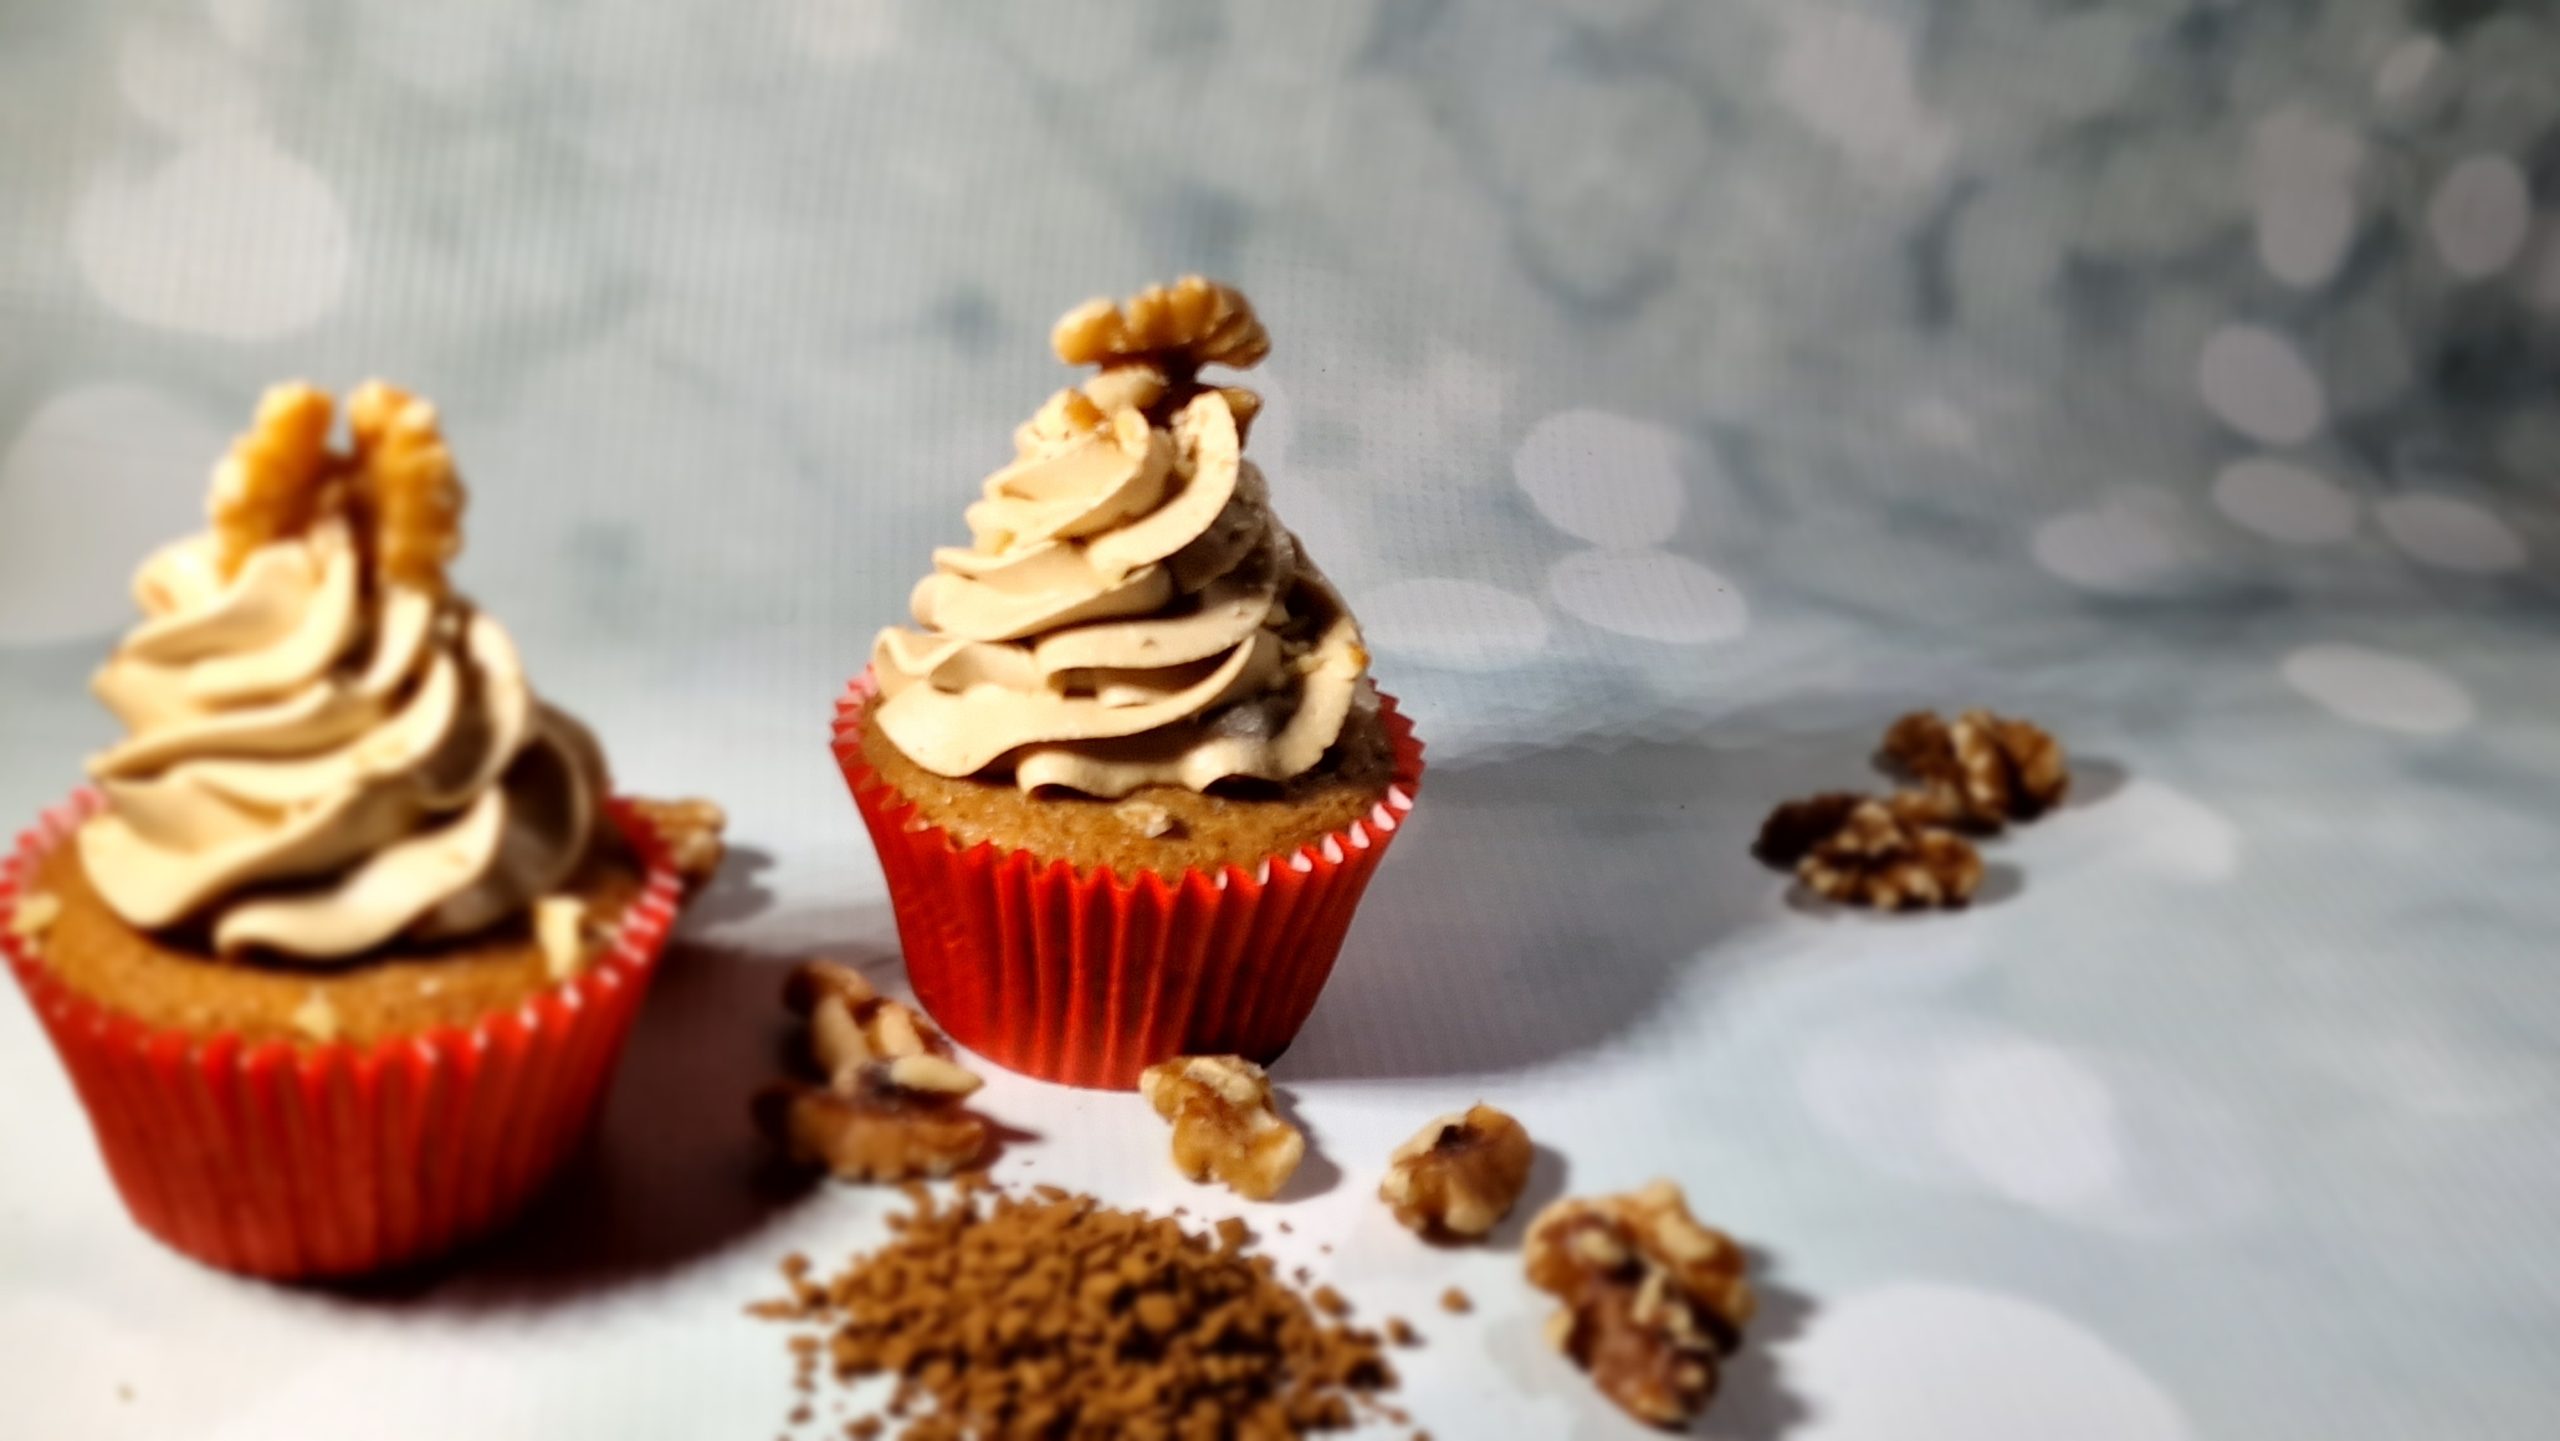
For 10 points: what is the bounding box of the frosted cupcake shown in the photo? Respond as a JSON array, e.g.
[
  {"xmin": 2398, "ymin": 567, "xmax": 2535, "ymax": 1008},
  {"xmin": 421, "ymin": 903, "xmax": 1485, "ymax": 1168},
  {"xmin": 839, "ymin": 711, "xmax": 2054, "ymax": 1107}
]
[
  {"xmin": 0, "ymin": 382, "xmax": 720, "ymax": 1278},
  {"xmin": 833, "ymin": 279, "xmax": 1423, "ymax": 1089}
]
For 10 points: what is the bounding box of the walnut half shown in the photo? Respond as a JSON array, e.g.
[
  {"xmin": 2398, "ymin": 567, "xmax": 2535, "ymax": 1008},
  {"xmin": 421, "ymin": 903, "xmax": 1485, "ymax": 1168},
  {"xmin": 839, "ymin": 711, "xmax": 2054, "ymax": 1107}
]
[
  {"xmin": 1138, "ymin": 1055, "xmax": 1306, "ymax": 1202},
  {"xmin": 1379, "ymin": 1104, "xmax": 1535, "ymax": 1239},
  {"xmin": 1524, "ymin": 1181, "xmax": 1755, "ymax": 1429}
]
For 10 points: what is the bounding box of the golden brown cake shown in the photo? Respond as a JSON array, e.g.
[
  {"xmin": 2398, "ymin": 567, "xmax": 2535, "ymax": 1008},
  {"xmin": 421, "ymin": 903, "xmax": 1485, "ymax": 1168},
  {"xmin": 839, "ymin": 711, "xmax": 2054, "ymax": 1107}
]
[
  {"xmin": 31, "ymin": 835, "xmax": 646, "ymax": 1046},
  {"xmin": 858, "ymin": 700, "xmax": 1396, "ymax": 878}
]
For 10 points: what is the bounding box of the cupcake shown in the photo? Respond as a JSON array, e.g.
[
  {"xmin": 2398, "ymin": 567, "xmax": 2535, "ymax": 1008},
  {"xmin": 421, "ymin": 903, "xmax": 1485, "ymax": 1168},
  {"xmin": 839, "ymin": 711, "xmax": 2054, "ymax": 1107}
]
[
  {"xmin": 833, "ymin": 278, "xmax": 1423, "ymax": 1089},
  {"xmin": 0, "ymin": 382, "xmax": 722, "ymax": 1279}
]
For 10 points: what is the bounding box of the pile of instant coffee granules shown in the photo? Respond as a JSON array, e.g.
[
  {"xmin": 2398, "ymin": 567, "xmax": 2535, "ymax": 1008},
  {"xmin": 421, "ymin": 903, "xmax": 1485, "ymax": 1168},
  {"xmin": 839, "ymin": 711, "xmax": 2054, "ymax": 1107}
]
[{"xmin": 754, "ymin": 1181, "xmax": 1413, "ymax": 1440}]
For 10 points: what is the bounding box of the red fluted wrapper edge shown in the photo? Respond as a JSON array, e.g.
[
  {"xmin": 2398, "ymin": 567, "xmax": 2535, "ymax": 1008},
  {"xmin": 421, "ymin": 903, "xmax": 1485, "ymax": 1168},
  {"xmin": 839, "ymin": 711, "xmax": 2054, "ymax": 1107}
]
[
  {"xmin": 832, "ymin": 672, "xmax": 1424, "ymax": 1090},
  {"xmin": 0, "ymin": 791, "xmax": 684, "ymax": 1281}
]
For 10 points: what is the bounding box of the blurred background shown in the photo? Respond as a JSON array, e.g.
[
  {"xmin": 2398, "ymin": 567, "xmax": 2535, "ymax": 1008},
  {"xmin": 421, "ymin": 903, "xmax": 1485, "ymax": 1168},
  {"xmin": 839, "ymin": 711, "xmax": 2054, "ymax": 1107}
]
[{"xmin": 6, "ymin": 3, "xmax": 2560, "ymax": 1437}]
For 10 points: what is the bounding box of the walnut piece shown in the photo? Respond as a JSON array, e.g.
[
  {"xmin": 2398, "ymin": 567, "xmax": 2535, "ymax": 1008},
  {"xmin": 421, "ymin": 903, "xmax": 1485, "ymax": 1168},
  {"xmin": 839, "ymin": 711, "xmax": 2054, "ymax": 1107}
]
[
  {"xmin": 534, "ymin": 894, "xmax": 590, "ymax": 981},
  {"xmin": 763, "ymin": 961, "xmax": 986, "ymax": 1182},
  {"xmin": 1379, "ymin": 1104, "xmax": 1535, "ymax": 1238},
  {"xmin": 784, "ymin": 960, "xmax": 957, "ymax": 1085},
  {"xmin": 209, "ymin": 383, "xmax": 336, "ymax": 579},
  {"xmin": 348, "ymin": 381, "xmax": 464, "ymax": 595},
  {"xmin": 1797, "ymin": 798, "xmax": 1983, "ymax": 910},
  {"xmin": 7, "ymin": 891, "xmax": 60, "ymax": 956},
  {"xmin": 1883, "ymin": 709, "xmax": 2069, "ymax": 828},
  {"xmin": 1524, "ymin": 1181, "xmax": 1755, "ymax": 1429},
  {"xmin": 1051, "ymin": 276, "xmax": 1271, "ymax": 374},
  {"xmin": 1752, "ymin": 791, "xmax": 1866, "ymax": 868},
  {"xmin": 290, "ymin": 990, "xmax": 342, "ymax": 1045},
  {"xmin": 625, "ymin": 795, "xmax": 728, "ymax": 889},
  {"xmin": 1138, "ymin": 1055, "xmax": 1306, "ymax": 1202},
  {"xmin": 754, "ymin": 1068, "xmax": 989, "ymax": 1183}
]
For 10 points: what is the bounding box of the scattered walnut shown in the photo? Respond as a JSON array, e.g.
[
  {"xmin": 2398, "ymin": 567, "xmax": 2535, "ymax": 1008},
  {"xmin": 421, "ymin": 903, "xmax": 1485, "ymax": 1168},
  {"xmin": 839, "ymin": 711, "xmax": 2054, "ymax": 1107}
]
[
  {"xmin": 624, "ymin": 795, "xmax": 728, "ymax": 889},
  {"xmin": 1883, "ymin": 709, "xmax": 2069, "ymax": 827},
  {"xmin": 289, "ymin": 991, "xmax": 342, "ymax": 1045},
  {"xmin": 534, "ymin": 895, "xmax": 590, "ymax": 981},
  {"xmin": 782, "ymin": 958, "xmax": 878, "ymax": 1017},
  {"xmin": 209, "ymin": 383, "xmax": 336, "ymax": 579},
  {"xmin": 1524, "ymin": 1181, "xmax": 1755, "ymax": 1429},
  {"xmin": 1797, "ymin": 798, "xmax": 1983, "ymax": 910},
  {"xmin": 754, "ymin": 1064, "xmax": 988, "ymax": 1183},
  {"xmin": 1138, "ymin": 1055, "xmax": 1306, "ymax": 1202},
  {"xmin": 1051, "ymin": 276, "xmax": 1271, "ymax": 374},
  {"xmin": 1439, "ymin": 1287, "xmax": 1473, "ymax": 1315},
  {"xmin": 785, "ymin": 960, "xmax": 955, "ymax": 1086},
  {"xmin": 763, "ymin": 962, "xmax": 986, "ymax": 1182},
  {"xmin": 1379, "ymin": 1104, "xmax": 1535, "ymax": 1238},
  {"xmin": 347, "ymin": 381, "xmax": 463, "ymax": 595}
]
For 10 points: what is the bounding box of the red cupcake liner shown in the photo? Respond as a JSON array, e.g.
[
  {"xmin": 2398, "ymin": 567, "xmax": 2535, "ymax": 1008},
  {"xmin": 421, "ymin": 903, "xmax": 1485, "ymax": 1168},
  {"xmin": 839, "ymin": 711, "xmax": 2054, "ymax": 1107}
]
[
  {"xmin": 832, "ymin": 672, "xmax": 1424, "ymax": 1090},
  {"xmin": 0, "ymin": 791, "xmax": 684, "ymax": 1281}
]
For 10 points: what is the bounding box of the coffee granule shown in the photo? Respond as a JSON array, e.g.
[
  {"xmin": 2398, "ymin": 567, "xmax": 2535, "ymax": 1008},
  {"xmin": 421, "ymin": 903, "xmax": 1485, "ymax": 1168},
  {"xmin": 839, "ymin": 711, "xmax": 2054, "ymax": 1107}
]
[{"xmin": 766, "ymin": 1185, "xmax": 1400, "ymax": 1438}]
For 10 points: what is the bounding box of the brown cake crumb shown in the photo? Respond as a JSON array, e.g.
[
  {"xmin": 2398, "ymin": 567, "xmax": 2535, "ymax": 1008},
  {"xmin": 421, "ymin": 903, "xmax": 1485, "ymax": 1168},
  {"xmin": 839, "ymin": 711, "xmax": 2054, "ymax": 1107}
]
[
  {"xmin": 761, "ymin": 1186, "xmax": 1399, "ymax": 1438},
  {"xmin": 1385, "ymin": 1317, "xmax": 1421, "ymax": 1347},
  {"xmin": 1439, "ymin": 1287, "xmax": 1472, "ymax": 1315}
]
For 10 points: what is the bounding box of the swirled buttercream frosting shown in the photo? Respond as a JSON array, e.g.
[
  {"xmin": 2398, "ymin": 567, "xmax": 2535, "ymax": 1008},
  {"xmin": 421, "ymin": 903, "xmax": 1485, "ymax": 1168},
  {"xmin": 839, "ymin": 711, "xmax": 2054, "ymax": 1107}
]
[
  {"xmin": 76, "ymin": 382, "xmax": 610, "ymax": 961},
  {"xmin": 870, "ymin": 279, "xmax": 1373, "ymax": 799}
]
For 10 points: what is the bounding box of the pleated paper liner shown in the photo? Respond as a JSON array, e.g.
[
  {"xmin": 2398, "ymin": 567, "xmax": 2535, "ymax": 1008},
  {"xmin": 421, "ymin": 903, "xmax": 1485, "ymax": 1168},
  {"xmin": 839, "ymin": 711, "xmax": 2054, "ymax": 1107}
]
[
  {"xmin": 833, "ymin": 672, "xmax": 1424, "ymax": 1090},
  {"xmin": 0, "ymin": 791, "xmax": 684, "ymax": 1281}
]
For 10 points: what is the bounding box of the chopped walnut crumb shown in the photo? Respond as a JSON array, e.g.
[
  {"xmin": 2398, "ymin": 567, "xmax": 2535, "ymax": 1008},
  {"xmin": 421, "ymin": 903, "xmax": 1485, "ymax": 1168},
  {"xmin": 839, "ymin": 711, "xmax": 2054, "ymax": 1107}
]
[
  {"xmin": 289, "ymin": 991, "xmax": 341, "ymax": 1045},
  {"xmin": 7, "ymin": 891, "xmax": 60, "ymax": 955},
  {"xmin": 534, "ymin": 894, "xmax": 590, "ymax": 981},
  {"xmin": 1379, "ymin": 1104, "xmax": 1535, "ymax": 1239},
  {"xmin": 1883, "ymin": 709, "xmax": 2069, "ymax": 828},
  {"xmin": 1139, "ymin": 1055, "xmax": 1307, "ymax": 1202},
  {"xmin": 1525, "ymin": 1181, "xmax": 1755, "ymax": 1429},
  {"xmin": 1385, "ymin": 1317, "xmax": 1421, "ymax": 1347},
  {"xmin": 1113, "ymin": 799, "xmax": 1183, "ymax": 840},
  {"xmin": 1439, "ymin": 1287, "xmax": 1472, "ymax": 1315},
  {"xmin": 625, "ymin": 796, "xmax": 728, "ymax": 889}
]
